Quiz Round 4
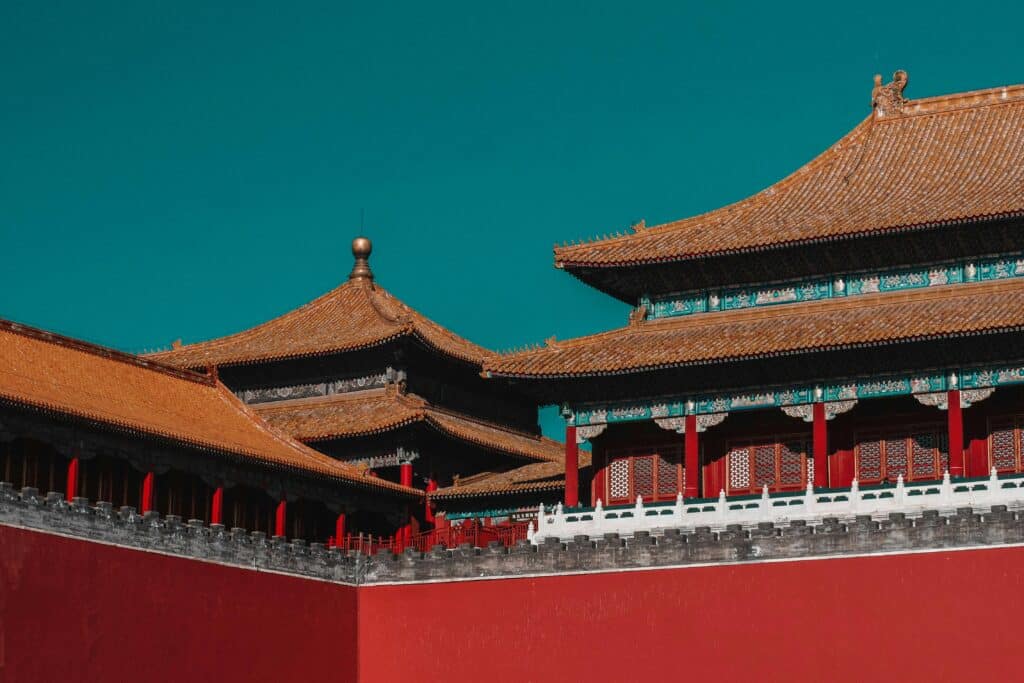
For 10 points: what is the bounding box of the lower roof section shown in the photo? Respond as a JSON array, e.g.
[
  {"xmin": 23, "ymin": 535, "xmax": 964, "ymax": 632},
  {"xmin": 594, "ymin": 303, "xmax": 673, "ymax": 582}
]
[
  {"xmin": 0, "ymin": 320, "xmax": 417, "ymax": 497},
  {"xmin": 485, "ymin": 279, "xmax": 1024, "ymax": 379},
  {"xmin": 253, "ymin": 388, "xmax": 563, "ymax": 463},
  {"xmin": 430, "ymin": 452, "xmax": 590, "ymax": 501}
]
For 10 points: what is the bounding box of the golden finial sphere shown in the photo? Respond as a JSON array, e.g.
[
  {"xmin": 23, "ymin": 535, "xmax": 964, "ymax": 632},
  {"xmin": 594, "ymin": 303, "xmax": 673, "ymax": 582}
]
[{"xmin": 352, "ymin": 236, "xmax": 372, "ymax": 258}]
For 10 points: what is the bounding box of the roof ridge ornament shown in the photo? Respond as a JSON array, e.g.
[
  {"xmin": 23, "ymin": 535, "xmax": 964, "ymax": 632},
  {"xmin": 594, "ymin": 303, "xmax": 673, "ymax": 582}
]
[
  {"xmin": 872, "ymin": 70, "xmax": 909, "ymax": 118},
  {"xmin": 349, "ymin": 236, "xmax": 374, "ymax": 282}
]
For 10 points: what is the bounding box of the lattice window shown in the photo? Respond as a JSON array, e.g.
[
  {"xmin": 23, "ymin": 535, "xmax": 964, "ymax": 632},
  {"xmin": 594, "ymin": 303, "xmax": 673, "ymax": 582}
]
[
  {"xmin": 728, "ymin": 447, "xmax": 750, "ymax": 491},
  {"xmin": 606, "ymin": 445, "xmax": 682, "ymax": 503},
  {"xmin": 887, "ymin": 438, "xmax": 908, "ymax": 480},
  {"xmin": 633, "ymin": 456, "xmax": 654, "ymax": 498},
  {"xmin": 911, "ymin": 433, "xmax": 940, "ymax": 480},
  {"xmin": 858, "ymin": 440, "xmax": 882, "ymax": 481},
  {"xmin": 991, "ymin": 422, "xmax": 1017, "ymax": 472},
  {"xmin": 856, "ymin": 427, "xmax": 945, "ymax": 483},
  {"xmin": 753, "ymin": 445, "xmax": 776, "ymax": 489},
  {"xmin": 609, "ymin": 458, "xmax": 630, "ymax": 501},
  {"xmin": 779, "ymin": 442, "xmax": 804, "ymax": 487},
  {"xmin": 657, "ymin": 453, "xmax": 678, "ymax": 495}
]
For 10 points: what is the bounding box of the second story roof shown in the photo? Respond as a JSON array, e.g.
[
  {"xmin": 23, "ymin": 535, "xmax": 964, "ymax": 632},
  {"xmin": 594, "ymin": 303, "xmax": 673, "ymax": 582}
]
[
  {"xmin": 149, "ymin": 237, "xmax": 493, "ymax": 370},
  {"xmin": 555, "ymin": 75, "xmax": 1024, "ymax": 284}
]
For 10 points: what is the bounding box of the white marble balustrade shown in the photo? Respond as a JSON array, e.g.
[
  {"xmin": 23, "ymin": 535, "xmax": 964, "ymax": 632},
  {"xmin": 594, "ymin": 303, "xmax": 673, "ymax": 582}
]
[{"xmin": 528, "ymin": 469, "xmax": 1024, "ymax": 544}]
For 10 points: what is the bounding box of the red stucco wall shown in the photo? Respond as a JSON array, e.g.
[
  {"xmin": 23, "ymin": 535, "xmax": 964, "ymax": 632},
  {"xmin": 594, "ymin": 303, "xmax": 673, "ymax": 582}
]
[
  {"xmin": 0, "ymin": 525, "xmax": 358, "ymax": 682},
  {"xmin": 359, "ymin": 548, "xmax": 1024, "ymax": 683},
  {"xmin": 5, "ymin": 524, "xmax": 1024, "ymax": 682}
]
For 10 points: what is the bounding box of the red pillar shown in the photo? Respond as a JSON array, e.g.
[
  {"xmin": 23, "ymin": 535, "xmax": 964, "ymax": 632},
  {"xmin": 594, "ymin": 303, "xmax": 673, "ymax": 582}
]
[
  {"xmin": 813, "ymin": 402, "xmax": 828, "ymax": 488},
  {"xmin": 425, "ymin": 477, "xmax": 437, "ymax": 524},
  {"xmin": 141, "ymin": 471, "xmax": 155, "ymax": 513},
  {"xmin": 65, "ymin": 457, "xmax": 79, "ymax": 502},
  {"xmin": 948, "ymin": 389, "xmax": 964, "ymax": 477},
  {"xmin": 274, "ymin": 499, "xmax": 287, "ymax": 538},
  {"xmin": 335, "ymin": 511, "xmax": 346, "ymax": 548},
  {"xmin": 684, "ymin": 415, "xmax": 699, "ymax": 498},
  {"xmin": 400, "ymin": 461, "xmax": 413, "ymax": 488},
  {"xmin": 564, "ymin": 426, "xmax": 579, "ymax": 507},
  {"xmin": 210, "ymin": 486, "xmax": 223, "ymax": 525}
]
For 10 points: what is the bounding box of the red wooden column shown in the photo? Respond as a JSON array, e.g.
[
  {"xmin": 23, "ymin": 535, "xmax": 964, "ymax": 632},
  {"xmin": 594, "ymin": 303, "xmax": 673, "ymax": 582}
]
[
  {"xmin": 948, "ymin": 389, "xmax": 964, "ymax": 477},
  {"xmin": 684, "ymin": 415, "xmax": 699, "ymax": 498},
  {"xmin": 564, "ymin": 426, "xmax": 579, "ymax": 507},
  {"xmin": 65, "ymin": 457, "xmax": 79, "ymax": 502},
  {"xmin": 141, "ymin": 471, "xmax": 155, "ymax": 513},
  {"xmin": 274, "ymin": 498, "xmax": 287, "ymax": 538},
  {"xmin": 210, "ymin": 486, "xmax": 224, "ymax": 525},
  {"xmin": 425, "ymin": 476, "xmax": 437, "ymax": 525},
  {"xmin": 335, "ymin": 511, "xmax": 347, "ymax": 548},
  {"xmin": 812, "ymin": 402, "xmax": 828, "ymax": 488},
  {"xmin": 400, "ymin": 461, "xmax": 413, "ymax": 488}
]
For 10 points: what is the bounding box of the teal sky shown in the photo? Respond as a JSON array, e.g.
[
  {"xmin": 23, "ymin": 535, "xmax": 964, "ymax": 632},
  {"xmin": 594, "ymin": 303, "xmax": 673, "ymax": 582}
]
[{"xmin": 2, "ymin": 2, "xmax": 1021, "ymax": 435}]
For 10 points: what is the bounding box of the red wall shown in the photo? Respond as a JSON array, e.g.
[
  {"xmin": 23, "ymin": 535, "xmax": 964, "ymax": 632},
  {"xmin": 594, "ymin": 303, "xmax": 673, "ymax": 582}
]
[
  {"xmin": 6, "ymin": 524, "xmax": 1024, "ymax": 682},
  {"xmin": 360, "ymin": 548, "xmax": 1024, "ymax": 683},
  {"xmin": 0, "ymin": 526, "xmax": 357, "ymax": 682}
]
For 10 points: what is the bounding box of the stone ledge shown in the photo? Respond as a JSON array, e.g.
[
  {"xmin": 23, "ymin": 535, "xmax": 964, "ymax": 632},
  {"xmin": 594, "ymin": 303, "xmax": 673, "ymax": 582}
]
[{"xmin": 4, "ymin": 483, "xmax": 1024, "ymax": 585}]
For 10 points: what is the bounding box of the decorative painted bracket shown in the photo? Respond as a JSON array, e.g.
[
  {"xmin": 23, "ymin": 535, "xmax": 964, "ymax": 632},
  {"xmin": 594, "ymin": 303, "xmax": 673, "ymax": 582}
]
[
  {"xmin": 575, "ymin": 425, "xmax": 607, "ymax": 444},
  {"xmin": 781, "ymin": 400, "xmax": 858, "ymax": 422},
  {"xmin": 914, "ymin": 388, "xmax": 995, "ymax": 411},
  {"xmin": 654, "ymin": 413, "xmax": 728, "ymax": 433}
]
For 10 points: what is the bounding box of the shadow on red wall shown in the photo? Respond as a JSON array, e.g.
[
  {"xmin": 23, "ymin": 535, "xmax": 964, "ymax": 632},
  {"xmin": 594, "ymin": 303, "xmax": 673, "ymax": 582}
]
[
  {"xmin": 0, "ymin": 526, "xmax": 357, "ymax": 682},
  {"xmin": 6, "ymin": 524, "xmax": 1024, "ymax": 683}
]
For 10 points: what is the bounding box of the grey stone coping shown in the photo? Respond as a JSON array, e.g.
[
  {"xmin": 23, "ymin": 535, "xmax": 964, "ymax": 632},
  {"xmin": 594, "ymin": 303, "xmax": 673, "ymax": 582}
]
[{"xmin": 3, "ymin": 482, "xmax": 1023, "ymax": 586}]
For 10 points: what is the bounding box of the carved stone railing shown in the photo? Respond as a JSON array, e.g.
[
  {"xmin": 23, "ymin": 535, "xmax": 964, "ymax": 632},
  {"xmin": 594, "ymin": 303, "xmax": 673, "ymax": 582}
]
[
  {"xmin": 6, "ymin": 478, "xmax": 1024, "ymax": 585},
  {"xmin": 528, "ymin": 470, "xmax": 1024, "ymax": 544}
]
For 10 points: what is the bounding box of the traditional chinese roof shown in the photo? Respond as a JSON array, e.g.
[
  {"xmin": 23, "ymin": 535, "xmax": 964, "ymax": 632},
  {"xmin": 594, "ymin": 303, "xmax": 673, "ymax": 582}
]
[
  {"xmin": 485, "ymin": 278, "xmax": 1024, "ymax": 378},
  {"xmin": 149, "ymin": 238, "xmax": 492, "ymax": 369},
  {"xmin": 0, "ymin": 320, "xmax": 418, "ymax": 496},
  {"xmin": 430, "ymin": 452, "xmax": 591, "ymax": 500},
  {"xmin": 555, "ymin": 78, "xmax": 1024, "ymax": 273},
  {"xmin": 253, "ymin": 388, "xmax": 563, "ymax": 463}
]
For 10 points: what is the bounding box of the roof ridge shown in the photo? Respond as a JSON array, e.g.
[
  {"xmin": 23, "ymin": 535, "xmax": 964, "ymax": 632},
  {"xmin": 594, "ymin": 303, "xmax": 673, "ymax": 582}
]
[
  {"xmin": 0, "ymin": 319, "xmax": 214, "ymax": 386},
  {"xmin": 896, "ymin": 82, "xmax": 1024, "ymax": 119}
]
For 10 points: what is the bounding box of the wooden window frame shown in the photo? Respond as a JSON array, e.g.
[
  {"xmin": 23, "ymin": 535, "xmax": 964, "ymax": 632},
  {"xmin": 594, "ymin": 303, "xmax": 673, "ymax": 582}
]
[
  {"xmin": 725, "ymin": 434, "xmax": 811, "ymax": 495},
  {"xmin": 988, "ymin": 416, "xmax": 1024, "ymax": 474},
  {"xmin": 854, "ymin": 423, "xmax": 947, "ymax": 485},
  {"xmin": 605, "ymin": 444, "xmax": 683, "ymax": 505}
]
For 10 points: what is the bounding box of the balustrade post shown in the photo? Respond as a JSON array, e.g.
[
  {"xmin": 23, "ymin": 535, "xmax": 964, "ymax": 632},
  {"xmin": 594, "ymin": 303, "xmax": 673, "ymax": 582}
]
[
  {"xmin": 564, "ymin": 425, "xmax": 579, "ymax": 507},
  {"xmin": 335, "ymin": 511, "xmax": 346, "ymax": 546}
]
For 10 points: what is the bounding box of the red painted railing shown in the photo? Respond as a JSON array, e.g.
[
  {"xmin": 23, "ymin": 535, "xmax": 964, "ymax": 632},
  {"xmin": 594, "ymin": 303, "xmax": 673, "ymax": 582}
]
[{"xmin": 330, "ymin": 519, "xmax": 532, "ymax": 556}]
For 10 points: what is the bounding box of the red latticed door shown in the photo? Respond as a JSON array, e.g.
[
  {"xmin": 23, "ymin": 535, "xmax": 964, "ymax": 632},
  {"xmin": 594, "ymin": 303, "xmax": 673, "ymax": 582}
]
[
  {"xmin": 726, "ymin": 437, "xmax": 810, "ymax": 495},
  {"xmin": 855, "ymin": 426, "xmax": 947, "ymax": 484},
  {"xmin": 605, "ymin": 445, "xmax": 683, "ymax": 505},
  {"xmin": 988, "ymin": 417, "xmax": 1024, "ymax": 474}
]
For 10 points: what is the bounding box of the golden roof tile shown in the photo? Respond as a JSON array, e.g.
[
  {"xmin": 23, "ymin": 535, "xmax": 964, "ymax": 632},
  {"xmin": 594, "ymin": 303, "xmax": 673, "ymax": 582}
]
[
  {"xmin": 429, "ymin": 453, "xmax": 591, "ymax": 500},
  {"xmin": 0, "ymin": 320, "xmax": 418, "ymax": 496},
  {"xmin": 253, "ymin": 389, "xmax": 562, "ymax": 463},
  {"xmin": 485, "ymin": 279, "xmax": 1024, "ymax": 377},
  {"xmin": 555, "ymin": 79, "xmax": 1024, "ymax": 268}
]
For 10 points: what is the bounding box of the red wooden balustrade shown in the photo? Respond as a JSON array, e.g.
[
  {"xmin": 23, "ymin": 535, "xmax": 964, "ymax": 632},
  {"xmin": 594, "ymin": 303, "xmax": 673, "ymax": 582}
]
[{"xmin": 328, "ymin": 519, "xmax": 533, "ymax": 556}]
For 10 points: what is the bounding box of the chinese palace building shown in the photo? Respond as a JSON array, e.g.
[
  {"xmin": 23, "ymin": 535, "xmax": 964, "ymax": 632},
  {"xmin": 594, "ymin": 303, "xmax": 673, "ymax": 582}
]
[
  {"xmin": 147, "ymin": 237, "xmax": 562, "ymax": 546},
  {"xmin": 481, "ymin": 73, "xmax": 1024, "ymax": 535},
  {"xmin": 6, "ymin": 71, "xmax": 1024, "ymax": 682}
]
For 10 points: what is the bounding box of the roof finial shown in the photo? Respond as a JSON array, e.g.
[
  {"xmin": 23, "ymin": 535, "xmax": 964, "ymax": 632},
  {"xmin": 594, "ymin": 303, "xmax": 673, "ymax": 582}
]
[
  {"xmin": 872, "ymin": 70, "xmax": 909, "ymax": 117},
  {"xmin": 349, "ymin": 236, "xmax": 373, "ymax": 282}
]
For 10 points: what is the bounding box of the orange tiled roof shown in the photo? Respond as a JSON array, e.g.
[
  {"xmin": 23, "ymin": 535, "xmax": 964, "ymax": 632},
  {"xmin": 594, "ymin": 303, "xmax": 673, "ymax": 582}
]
[
  {"xmin": 254, "ymin": 388, "xmax": 563, "ymax": 463},
  {"xmin": 148, "ymin": 277, "xmax": 492, "ymax": 369},
  {"xmin": 430, "ymin": 452, "xmax": 591, "ymax": 500},
  {"xmin": 486, "ymin": 279, "xmax": 1024, "ymax": 378},
  {"xmin": 0, "ymin": 320, "xmax": 418, "ymax": 496},
  {"xmin": 555, "ymin": 81, "xmax": 1024, "ymax": 268}
]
